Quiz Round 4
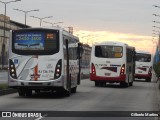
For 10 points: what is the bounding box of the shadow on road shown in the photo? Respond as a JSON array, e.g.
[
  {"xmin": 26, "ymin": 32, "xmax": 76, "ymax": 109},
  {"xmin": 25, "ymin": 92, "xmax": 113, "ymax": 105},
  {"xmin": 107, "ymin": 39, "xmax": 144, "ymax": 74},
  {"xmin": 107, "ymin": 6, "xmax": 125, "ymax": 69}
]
[
  {"xmin": 15, "ymin": 91, "xmax": 76, "ymax": 99},
  {"xmin": 93, "ymin": 81, "xmax": 155, "ymax": 90}
]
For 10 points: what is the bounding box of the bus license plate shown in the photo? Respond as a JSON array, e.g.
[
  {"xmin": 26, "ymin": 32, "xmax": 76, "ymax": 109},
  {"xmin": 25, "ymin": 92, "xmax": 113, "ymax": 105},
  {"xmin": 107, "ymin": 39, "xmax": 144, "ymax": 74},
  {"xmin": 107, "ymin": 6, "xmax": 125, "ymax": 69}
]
[
  {"xmin": 105, "ymin": 73, "xmax": 111, "ymax": 76},
  {"xmin": 138, "ymin": 71, "xmax": 142, "ymax": 73}
]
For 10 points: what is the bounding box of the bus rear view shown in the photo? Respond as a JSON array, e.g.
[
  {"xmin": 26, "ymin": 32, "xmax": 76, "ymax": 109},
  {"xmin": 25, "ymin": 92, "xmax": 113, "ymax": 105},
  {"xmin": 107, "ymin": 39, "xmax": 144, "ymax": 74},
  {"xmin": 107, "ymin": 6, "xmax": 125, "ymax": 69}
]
[
  {"xmin": 90, "ymin": 41, "xmax": 135, "ymax": 87},
  {"xmin": 135, "ymin": 51, "xmax": 152, "ymax": 82},
  {"xmin": 8, "ymin": 27, "xmax": 82, "ymax": 96}
]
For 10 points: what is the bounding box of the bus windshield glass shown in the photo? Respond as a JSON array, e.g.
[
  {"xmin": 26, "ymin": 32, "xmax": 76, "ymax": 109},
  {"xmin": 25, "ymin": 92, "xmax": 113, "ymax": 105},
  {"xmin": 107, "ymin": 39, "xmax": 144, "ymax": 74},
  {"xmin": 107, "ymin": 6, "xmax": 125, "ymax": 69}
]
[
  {"xmin": 95, "ymin": 45, "xmax": 123, "ymax": 58},
  {"xmin": 12, "ymin": 29, "xmax": 59, "ymax": 55},
  {"xmin": 136, "ymin": 53, "xmax": 151, "ymax": 62}
]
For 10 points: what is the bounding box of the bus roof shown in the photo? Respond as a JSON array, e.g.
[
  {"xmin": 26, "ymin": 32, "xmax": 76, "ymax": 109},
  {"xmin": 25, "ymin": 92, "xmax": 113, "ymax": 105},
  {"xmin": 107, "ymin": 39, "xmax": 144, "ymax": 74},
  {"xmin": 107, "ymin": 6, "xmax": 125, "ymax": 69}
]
[
  {"xmin": 93, "ymin": 41, "xmax": 135, "ymax": 50},
  {"xmin": 12, "ymin": 26, "xmax": 79, "ymax": 40},
  {"xmin": 93, "ymin": 41, "xmax": 129, "ymax": 46},
  {"xmin": 136, "ymin": 51, "xmax": 151, "ymax": 54}
]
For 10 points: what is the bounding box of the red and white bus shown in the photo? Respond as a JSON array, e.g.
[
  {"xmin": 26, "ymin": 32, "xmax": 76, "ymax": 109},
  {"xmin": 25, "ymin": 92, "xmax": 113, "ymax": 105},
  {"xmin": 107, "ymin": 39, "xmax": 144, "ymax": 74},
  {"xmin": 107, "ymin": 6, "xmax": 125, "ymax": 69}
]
[
  {"xmin": 135, "ymin": 51, "xmax": 153, "ymax": 82},
  {"xmin": 90, "ymin": 41, "xmax": 135, "ymax": 87}
]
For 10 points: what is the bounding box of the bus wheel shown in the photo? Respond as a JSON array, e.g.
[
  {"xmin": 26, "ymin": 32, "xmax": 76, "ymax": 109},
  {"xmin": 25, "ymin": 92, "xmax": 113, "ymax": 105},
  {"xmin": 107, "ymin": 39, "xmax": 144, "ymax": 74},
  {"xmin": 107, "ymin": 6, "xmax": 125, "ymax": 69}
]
[
  {"xmin": 120, "ymin": 82, "xmax": 128, "ymax": 88},
  {"xmin": 100, "ymin": 82, "xmax": 106, "ymax": 87},
  {"xmin": 71, "ymin": 87, "xmax": 77, "ymax": 93},
  {"xmin": 129, "ymin": 82, "xmax": 133, "ymax": 86},
  {"xmin": 25, "ymin": 90, "xmax": 32, "ymax": 96},
  {"xmin": 35, "ymin": 90, "xmax": 40, "ymax": 94},
  {"xmin": 65, "ymin": 75, "xmax": 71, "ymax": 96},
  {"xmin": 65, "ymin": 83, "xmax": 71, "ymax": 96},
  {"xmin": 65, "ymin": 89, "xmax": 71, "ymax": 96},
  {"xmin": 95, "ymin": 81, "xmax": 99, "ymax": 87},
  {"xmin": 18, "ymin": 89, "xmax": 25, "ymax": 96},
  {"xmin": 129, "ymin": 75, "xmax": 133, "ymax": 86},
  {"xmin": 145, "ymin": 78, "xmax": 151, "ymax": 82}
]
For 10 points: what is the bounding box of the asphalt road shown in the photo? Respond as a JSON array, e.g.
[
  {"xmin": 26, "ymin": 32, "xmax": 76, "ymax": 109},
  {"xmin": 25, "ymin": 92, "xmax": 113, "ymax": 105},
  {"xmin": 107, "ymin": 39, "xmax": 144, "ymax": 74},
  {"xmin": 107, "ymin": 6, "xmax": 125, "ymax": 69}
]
[
  {"xmin": 0, "ymin": 80, "xmax": 158, "ymax": 110},
  {"xmin": 0, "ymin": 71, "xmax": 159, "ymax": 120},
  {"xmin": 0, "ymin": 79, "xmax": 159, "ymax": 120}
]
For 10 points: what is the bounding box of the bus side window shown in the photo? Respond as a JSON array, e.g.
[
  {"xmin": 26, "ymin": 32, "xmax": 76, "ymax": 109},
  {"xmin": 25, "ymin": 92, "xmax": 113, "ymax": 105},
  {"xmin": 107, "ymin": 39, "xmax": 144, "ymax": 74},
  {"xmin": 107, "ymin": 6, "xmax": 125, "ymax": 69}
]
[
  {"xmin": 147, "ymin": 56, "xmax": 151, "ymax": 62},
  {"xmin": 95, "ymin": 46, "xmax": 102, "ymax": 57},
  {"xmin": 63, "ymin": 37, "xmax": 67, "ymax": 60}
]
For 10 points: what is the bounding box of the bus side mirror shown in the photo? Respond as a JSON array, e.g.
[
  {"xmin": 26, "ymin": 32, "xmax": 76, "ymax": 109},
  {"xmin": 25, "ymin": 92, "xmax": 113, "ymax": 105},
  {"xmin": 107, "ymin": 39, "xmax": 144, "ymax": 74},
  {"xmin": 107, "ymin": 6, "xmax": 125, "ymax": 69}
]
[{"xmin": 77, "ymin": 43, "xmax": 83, "ymax": 59}]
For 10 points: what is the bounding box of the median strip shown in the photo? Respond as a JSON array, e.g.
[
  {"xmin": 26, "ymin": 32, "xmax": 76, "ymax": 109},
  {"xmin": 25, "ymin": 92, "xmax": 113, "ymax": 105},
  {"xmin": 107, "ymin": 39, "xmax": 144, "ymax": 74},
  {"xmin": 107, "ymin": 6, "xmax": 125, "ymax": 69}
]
[{"xmin": 0, "ymin": 88, "xmax": 17, "ymax": 96}]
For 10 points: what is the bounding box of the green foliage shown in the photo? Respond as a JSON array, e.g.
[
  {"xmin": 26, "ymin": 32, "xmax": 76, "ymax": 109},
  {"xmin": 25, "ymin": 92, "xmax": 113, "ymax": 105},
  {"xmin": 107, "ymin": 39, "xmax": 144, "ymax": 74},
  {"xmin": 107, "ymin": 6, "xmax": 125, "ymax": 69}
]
[
  {"xmin": 153, "ymin": 62, "xmax": 160, "ymax": 78},
  {"xmin": 0, "ymin": 84, "xmax": 8, "ymax": 90}
]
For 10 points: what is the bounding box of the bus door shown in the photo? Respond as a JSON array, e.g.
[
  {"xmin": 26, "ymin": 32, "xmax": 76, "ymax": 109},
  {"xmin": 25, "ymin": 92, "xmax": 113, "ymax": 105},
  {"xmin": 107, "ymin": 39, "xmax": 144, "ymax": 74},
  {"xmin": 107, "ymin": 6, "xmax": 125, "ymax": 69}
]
[
  {"xmin": 126, "ymin": 48, "xmax": 135, "ymax": 82},
  {"xmin": 65, "ymin": 39, "xmax": 71, "ymax": 92},
  {"xmin": 77, "ymin": 43, "xmax": 83, "ymax": 85}
]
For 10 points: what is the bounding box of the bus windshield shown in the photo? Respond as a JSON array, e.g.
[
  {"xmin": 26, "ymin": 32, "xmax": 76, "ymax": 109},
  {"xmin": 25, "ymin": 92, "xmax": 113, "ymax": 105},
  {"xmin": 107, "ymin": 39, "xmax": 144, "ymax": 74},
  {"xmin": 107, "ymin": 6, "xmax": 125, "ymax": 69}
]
[
  {"xmin": 12, "ymin": 29, "xmax": 59, "ymax": 55},
  {"xmin": 95, "ymin": 45, "xmax": 123, "ymax": 58},
  {"xmin": 136, "ymin": 53, "xmax": 151, "ymax": 62}
]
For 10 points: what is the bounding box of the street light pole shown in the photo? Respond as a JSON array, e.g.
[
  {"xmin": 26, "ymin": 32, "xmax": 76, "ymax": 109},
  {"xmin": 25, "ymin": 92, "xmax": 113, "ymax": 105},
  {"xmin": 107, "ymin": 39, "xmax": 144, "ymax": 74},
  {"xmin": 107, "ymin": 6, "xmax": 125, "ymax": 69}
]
[
  {"xmin": 30, "ymin": 16, "xmax": 53, "ymax": 26},
  {"xmin": 153, "ymin": 14, "xmax": 160, "ymax": 18},
  {"xmin": 64, "ymin": 26, "xmax": 74, "ymax": 34},
  {"xmin": 43, "ymin": 21, "xmax": 63, "ymax": 27},
  {"xmin": 13, "ymin": 8, "xmax": 39, "ymax": 26},
  {"xmin": 153, "ymin": 26, "xmax": 160, "ymax": 29},
  {"xmin": 153, "ymin": 21, "xmax": 160, "ymax": 24},
  {"xmin": 0, "ymin": 0, "xmax": 21, "ymax": 69},
  {"xmin": 153, "ymin": 5, "xmax": 160, "ymax": 9}
]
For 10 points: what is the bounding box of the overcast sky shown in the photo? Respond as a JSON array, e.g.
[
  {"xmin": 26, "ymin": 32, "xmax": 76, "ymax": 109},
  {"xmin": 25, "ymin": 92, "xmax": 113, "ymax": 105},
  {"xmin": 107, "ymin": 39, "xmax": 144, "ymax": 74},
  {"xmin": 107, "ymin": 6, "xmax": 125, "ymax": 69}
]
[{"xmin": 0, "ymin": 0, "xmax": 159, "ymax": 53}]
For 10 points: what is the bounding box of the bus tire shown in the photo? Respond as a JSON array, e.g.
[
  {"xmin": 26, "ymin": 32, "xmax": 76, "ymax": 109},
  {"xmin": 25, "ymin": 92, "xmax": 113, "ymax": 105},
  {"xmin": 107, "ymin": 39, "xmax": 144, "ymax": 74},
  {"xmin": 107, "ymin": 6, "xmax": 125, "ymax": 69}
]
[
  {"xmin": 100, "ymin": 82, "xmax": 105, "ymax": 87},
  {"xmin": 145, "ymin": 78, "xmax": 151, "ymax": 82},
  {"xmin": 129, "ymin": 75, "xmax": 133, "ymax": 86},
  {"xmin": 129, "ymin": 82, "xmax": 133, "ymax": 86},
  {"xmin": 95, "ymin": 81, "xmax": 99, "ymax": 87},
  {"xmin": 71, "ymin": 86, "xmax": 77, "ymax": 93},
  {"xmin": 120, "ymin": 82, "xmax": 128, "ymax": 88},
  {"xmin": 65, "ymin": 89, "xmax": 71, "ymax": 96},
  {"xmin": 25, "ymin": 90, "xmax": 32, "ymax": 96},
  {"xmin": 18, "ymin": 89, "xmax": 25, "ymax": 96},
  {"xmin": 35, "ymin": 90, "xmax": 40, "ymax": 94},
  {"xmin": 66, "ymin": 80, "xmax": 71, "ymax": 96}
]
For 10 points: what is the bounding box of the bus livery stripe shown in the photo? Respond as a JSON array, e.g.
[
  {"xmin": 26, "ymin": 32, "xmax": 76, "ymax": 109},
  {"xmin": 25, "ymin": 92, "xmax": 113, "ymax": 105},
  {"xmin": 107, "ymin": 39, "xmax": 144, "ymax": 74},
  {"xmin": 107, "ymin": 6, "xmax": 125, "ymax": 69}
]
[
  {"xmin": 34, "ymin": 55, "xmax": 38, "ymax": 81},
  {"xmin": 101, "ymin": 67, "xmax": 117, "ymax": 72},
  {"xmin": 34, "ymin": 65, "xmax": 38, "ymax": 81}
]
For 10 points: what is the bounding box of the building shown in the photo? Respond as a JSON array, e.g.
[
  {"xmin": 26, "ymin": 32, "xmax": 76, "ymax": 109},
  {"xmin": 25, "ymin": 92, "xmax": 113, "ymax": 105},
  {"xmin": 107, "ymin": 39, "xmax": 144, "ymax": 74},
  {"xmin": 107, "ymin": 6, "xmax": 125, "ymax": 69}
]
[
  {"xmin": 0, "ymin": 14, "xmax": 30, "ymax": 69},
  {"xmin": 81, "ymin": 44, "xmax": 92, "ymax": 68}
]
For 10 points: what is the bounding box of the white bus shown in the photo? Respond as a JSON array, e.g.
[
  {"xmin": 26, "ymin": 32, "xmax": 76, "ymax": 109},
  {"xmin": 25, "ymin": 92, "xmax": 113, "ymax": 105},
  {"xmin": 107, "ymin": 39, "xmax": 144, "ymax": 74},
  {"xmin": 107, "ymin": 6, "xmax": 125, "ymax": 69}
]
[
  {"xmin": 8, "ymin": 27, "xmax": 83, "ymax": 96},
  {"xmin": 135, "ymin": 51, "xmax": 152, "ymax": 82},
  {"xmin": 90, "ymin": 41, "xmax": 135, "ymax": 87}
]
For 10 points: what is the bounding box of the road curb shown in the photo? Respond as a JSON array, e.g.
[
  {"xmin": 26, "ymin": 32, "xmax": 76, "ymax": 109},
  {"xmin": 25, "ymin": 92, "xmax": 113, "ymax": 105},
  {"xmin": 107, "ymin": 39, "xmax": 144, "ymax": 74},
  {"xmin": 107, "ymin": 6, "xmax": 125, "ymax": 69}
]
[{"xmin": 0, "ymin": 88, "xmax": 17, "ymax": 96}]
